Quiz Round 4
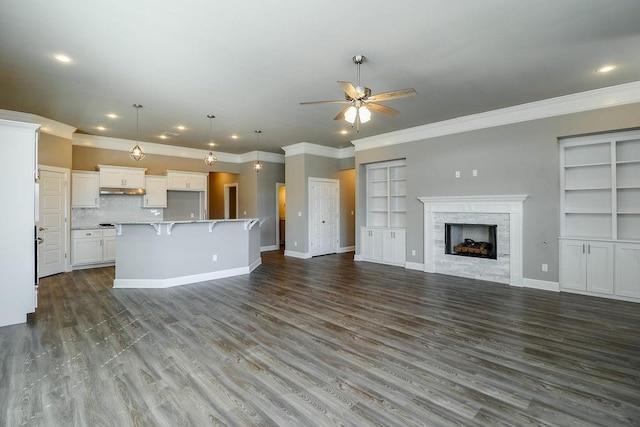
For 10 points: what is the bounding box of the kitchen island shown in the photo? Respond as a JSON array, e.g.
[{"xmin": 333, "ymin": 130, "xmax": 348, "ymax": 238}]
[{"xmin": 113, "ymin": 219, "xmax": 262, "ymax": 288}]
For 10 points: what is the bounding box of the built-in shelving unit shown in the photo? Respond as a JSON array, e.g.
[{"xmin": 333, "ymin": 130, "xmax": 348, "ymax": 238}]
[
  {"xmin": 366, "ymin": 159, "xmax": 407, "ymax": 228},
  {"xmin": 559, "ymin": 130, "xmax": 640, "ymax": 302}
]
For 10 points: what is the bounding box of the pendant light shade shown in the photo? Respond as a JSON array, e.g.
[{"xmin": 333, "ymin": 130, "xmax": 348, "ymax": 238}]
[
  {"xmin": 204, "ymin": 114, "xmax": 217, "ymax": 166},
  {"xmin": 129, "ymin": 104, "xmax": 145, "ymax": 161},
  {"xmin": 253, "ymin": 130, "xmax": 264, "ymax": 173}
]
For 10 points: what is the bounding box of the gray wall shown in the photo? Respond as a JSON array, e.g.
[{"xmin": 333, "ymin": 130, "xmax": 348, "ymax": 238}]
[
  {"xmin": 285, "ymin": 153, "xmax": 356, "ymax": 254},
  {"xmin": 355, "ymin": 102, "xmax": 640, "ymax": 282},
  {"xmin": 257, "ymin": 161, "xmax": 285, "ymax": 248}
]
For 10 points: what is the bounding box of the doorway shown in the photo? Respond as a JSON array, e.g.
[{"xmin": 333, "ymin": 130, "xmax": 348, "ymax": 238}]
[
  {"xmin": 308, "ymin": 178, "xmax": 339, "ymax": 256},
  {"xmin": 224, "ymin": 183, "xmax": 238, "ymax": 219},
  {"xmin": 38, "ymin": 166, "xmax": 69, "ymax": 277},
  {"xmin": 276, "ymin": 183, "xmax": 286, "ymax": 247}
]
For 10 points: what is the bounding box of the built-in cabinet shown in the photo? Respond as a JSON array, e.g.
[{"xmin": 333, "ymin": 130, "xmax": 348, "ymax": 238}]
[
  {"xmin": 559, "ymin": 131, "xmax": 640, "ymax": 302},
  {"xmin": 166, "ymin": 170, "xmax": 207, "ymax": 191},
  {"xmin": 72, "ymin": 229, "xmax": 116, "ymax": 266},
  {"xmin": 98, "ymin": 165, "xmax": 146, "ymax": 189},
  {"xmin": 360, "ymin": 160, "xmax": 407, "ymax": 266},
  {"xmin": 72, "ymin": 171, "xmax": 100, "ymax": 208},
  {"xmin": 143, "ymin": 176, "xmax": 168, "ymax": 208}
]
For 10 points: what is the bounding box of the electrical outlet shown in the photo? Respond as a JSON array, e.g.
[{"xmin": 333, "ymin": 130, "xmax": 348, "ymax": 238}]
[
  {"xmin": 294, "ymin": 241, "xmax": 298, "ymax": 247},
  {"xmin": 190, "ymin": 213, "xmax": 195, "ymax": 218},
  {"xmin": 351, "ymin": 211, "xmax": 354, "ymax": 215},
  {"xmin": 541, "ymin": 263, "xmax": 548, "ymax": 272},
  {"xmin": 455, "ymin": 171, "xmax": 460, "ymax": 178},
  {"xmin": 473, "ymin": 169, "xmax": 478, "ymax": 177},
  {"xmin": 212, "ymin": 254, "xmax": 218, "ymax": 262},
  {"xmin": 298, "ymin": 211, "xmax": 302, "ymax": 217},
  {"xmin": 411, "ymin": 249, "xmax": 416, "ymax": 256}
]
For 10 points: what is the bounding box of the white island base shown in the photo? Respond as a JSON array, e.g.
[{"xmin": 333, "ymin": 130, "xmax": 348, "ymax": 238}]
[{"xmin": 113, "ymin": 219, "xmax": 262, "ymax": 288}]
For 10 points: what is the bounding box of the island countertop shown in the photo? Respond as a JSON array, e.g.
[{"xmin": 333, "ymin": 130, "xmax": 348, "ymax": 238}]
[{"xmin": 113, "ymin": 220, "xmax": 262, "ymax": 288}]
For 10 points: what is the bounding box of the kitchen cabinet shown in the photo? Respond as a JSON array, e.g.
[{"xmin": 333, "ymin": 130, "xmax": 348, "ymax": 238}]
[
  {"xmin": 559, "ymin": 239, "xmax": 613, "ymax": 295},
  {"xmin": 72, "ymin": 228, "xmax": 116, "ymax": 266},
  {"xmin": 72, "ymin": 171, "xmax": 100, "ymax": 208},
  {"xmin": 360, "ymin": 227, "xmax": 406, "ymax": 266},
  {"xmin": 166, "ymin": 170, "xmax": 207, "ymax": 191},
  {"xmin": 143, "ymin": 175, "xmax": 167, "ymax": 208},
  {"xmin": 98, "ymin": 165, "xmax": 146, "ymax": 189},
  {"xmin": 614, "ymin": 243, "xmax": 640, "ymax": 299}
]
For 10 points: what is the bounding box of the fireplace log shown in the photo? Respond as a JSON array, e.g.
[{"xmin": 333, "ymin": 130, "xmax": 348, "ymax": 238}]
[{"xmin": 454, "ymin": 239, "xmax": 493, "ymax": 256}]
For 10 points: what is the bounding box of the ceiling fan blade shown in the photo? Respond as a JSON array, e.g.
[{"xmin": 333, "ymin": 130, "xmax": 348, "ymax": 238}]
[
  {"xmin": 366, "ymin": 102, "xmax": 400, "ymax": 116},
  {"xmin": 367, "ymin": 88, "xmax": 416, "ymax": 102},
  {"xmin": 333, "ymin": 105, "xmax": 352, "ymax": 121},
  {"xmin": 338, "ymin": 81, "xmax": 360, "ymax": 99},
  {"xmin": 300, "ymin": 100, "xmax": 351, "ymax": 105}
]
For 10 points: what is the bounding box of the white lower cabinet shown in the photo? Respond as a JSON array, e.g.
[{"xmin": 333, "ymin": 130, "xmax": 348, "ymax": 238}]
[
  {"xmin": 361, "ymin": 227, "xmax": 406, "ymax": 266},
  {"xmin": 73, "ymin": 229, "xmax": 116, "ymax": 266},
  {"xmin": 560, "ymin": 238, "xmax": 640, "ymax": 301},
  {"xmin": 615, "ymin": 243, "xmax": 640, "ymax": 299}
]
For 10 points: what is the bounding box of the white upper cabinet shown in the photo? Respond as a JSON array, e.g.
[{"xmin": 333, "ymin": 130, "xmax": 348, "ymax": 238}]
[
  {"xmin": 72, "ymin": 171, "xmax": 100, "ymax": 208},
  {"xmin": 166, "ymin": 170, "xmax": 207, "ymax": 191},
  {"xmin": 143, "ymin": 176, "xmax": 167, "ymax": 208},
  {"xmin": 98, "ymin": 165, "xmax": 146, "ymax": 189}
]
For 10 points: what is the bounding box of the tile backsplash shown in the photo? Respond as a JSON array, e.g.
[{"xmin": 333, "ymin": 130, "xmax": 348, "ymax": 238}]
[{"xmin": 72, "ymin": 195, "xmax": 163, "ymax": 227}]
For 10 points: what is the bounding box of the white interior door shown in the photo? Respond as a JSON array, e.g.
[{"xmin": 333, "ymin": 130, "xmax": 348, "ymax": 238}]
[
  {"xmin": 309, "ymin": 178, "xmax": 339, "ymax": 256},
  {"xmin": 39, "ymin": 169, "xmax": 67, "ymax": 277}
]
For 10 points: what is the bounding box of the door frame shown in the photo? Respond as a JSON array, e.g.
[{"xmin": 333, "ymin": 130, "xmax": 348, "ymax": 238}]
[
  {"xmin": 275, "ymin": 182, "xmax": 285, "ymax": 247},
  {"xmin": 38, "ymin": 164, "xmax": 71, "ymax": 274},
  {"xmin": 308, "ymin": 177, "xmax": 340, "ymax": 256},
  {"xmin": 224, "ymin": 183, "xmax": 238, "ymax": 219}
]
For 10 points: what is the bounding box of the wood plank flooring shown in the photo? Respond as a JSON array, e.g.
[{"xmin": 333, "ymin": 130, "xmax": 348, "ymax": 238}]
[{"xmin": 2, "ymin": 251, "xmax": 640, "ymax": 426}]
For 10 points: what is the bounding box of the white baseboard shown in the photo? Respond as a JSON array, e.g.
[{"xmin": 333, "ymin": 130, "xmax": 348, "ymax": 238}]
[
  {"xmin": 338, "ymin": 246, "xmax": 355, "ymax": 253},
  {"xmin": 284, "ymin": 250, "xmax": 311, "ymax": 259},
  {"xmin": 353, "ymin": 254, "xmax": 363, "ymax": 261},
  {"xmin": 72, "ymin": 262, "xmax": 114, "ymax": 271},
  {"xmin": 260, "ymin": 245, "xmax": 279, "ymax": 252},
  {"xmin": 404, "ymin": 262, "xmax": 424, "ymax": 271},
  {"xmin": 113, "ymin": 264, "xmax": 255, "ymax": 289},
  {"xmin": 522, "ymin": 278, "xmax": 559, "ymax": 292}
]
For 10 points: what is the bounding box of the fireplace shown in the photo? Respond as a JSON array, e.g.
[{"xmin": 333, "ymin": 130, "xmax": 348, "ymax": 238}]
[
  {"xmin": 418, "ymin": 195, "xmax": 527, "ymax": 286},
  {"xmin": 445, "ymin": 223, "xmax": 497, "ymax": 259}
]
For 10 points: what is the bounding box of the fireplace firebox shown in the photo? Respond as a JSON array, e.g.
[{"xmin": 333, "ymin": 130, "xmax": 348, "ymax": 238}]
[{"xmin": 445, "ymin": 223, "xmax": 497, "ymax": 259}]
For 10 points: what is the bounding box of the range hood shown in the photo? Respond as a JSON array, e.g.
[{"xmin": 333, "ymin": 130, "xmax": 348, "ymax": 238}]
[{"xmin": 99, "ymin": 187, "xmax": 146, "ymax": 195}]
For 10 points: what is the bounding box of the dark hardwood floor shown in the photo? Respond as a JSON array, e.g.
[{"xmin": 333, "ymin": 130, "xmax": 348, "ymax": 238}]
[{"xmin": 2, "ymin": 251, "xmax": 640, "ymax": 426}]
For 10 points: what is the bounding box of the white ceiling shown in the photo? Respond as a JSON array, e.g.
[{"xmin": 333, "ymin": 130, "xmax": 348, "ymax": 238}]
[{"xmin": 1, "ymin": 1, "xmax": 640, "ymax": 155}]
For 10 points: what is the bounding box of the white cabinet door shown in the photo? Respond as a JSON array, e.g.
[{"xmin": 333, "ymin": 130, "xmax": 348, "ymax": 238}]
[
  {"xmin": 586, "ymin": 241, "xmax": 613, "ymax": 294},
  {"xmin": 103, "ymin": 235, "xmax": 116, "ymax": 262},
  {"xmin": 167, "ymin": 172, "xmax": 188, "ymax": 190},
  {"xmin": 122, "ymin": 169, "xmax": 145, "ymax": 188},
  {"xmin": 143, "ymin": 176, "xmax": 167, "ymax": 207},
  {"xmin": 383, "ymin": 229, "xmax": 406, "ymax": 265},
  {"xmin": 361, "ymin": 227, "xmax": 383, "ymax": 261},
  {"xmin": 167, "ymin": 171, "xmax": 207, "ymax": 191},
  {"xmin": 100, "ymin": 168, "xmax": 125, "ymax": 187},
  {"xmin": 559, "ymin": 240, "xmax": 587, "ymax": 291},
  {"xmin": 187, "ymin": 174, "xmax": 207, "ymax": 191},
  {"xmin": 73, "ymin": 232, "xmax": 103, "ymax": 265},
  {"xmin": 615, "ymin": 243, "xmax": 640, "ymax": 298},
  {"xmin": 71, "ymin": 172, "xmax": 99, "ymax": 208}
]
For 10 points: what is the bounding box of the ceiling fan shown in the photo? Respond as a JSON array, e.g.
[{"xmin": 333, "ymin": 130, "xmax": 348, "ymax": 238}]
[{"xmin": 300, "ymin": 54, "xmax": 416, "ymax": 132}]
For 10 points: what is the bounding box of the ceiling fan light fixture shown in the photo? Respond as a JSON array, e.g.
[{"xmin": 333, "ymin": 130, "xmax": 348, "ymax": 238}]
[
  {"xmin": 359, "ymin": 105, "xmax": 372, "ymax": 123},
  {"xmin": 344, "ymin": 106, "xmax": 358, "ymax": 124}
]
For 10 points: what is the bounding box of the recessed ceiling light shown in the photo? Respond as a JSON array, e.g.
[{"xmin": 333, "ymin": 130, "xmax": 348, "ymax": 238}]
[
  {"xmin": 340, "ymin": 130, "xmax": 349, "ymax": 135},
  {"xmin": 209, "ymin": 142, "xmax": 215, "ymax": 147},
  {"xmin": 230, "ymin": 135, "xmax": 238, "ymax": 139},
  {"xmin": 176, "ymin": 125, "xmax": 186, "ymax": 131},
  {"xmin": 106, "ymin": 113, "xmax": 118, "ymax": 119},
  {"xmin": 596, "ymin": 65, "xmax": 616, "ymax": 73},
  {"xmin": 52, "ymin": 53, "xmax": 72, "ymax": 63},
  {"xmin": 96, "ymin": 126, "xmax": 107, "ymax": 131},
  {"xmin": 159, "ymin": 135, "xmax": 168, "ymax": 140}
]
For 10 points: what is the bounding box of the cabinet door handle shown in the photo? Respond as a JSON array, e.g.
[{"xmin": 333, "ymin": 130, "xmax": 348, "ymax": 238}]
[
  {"xmin": 587, "ymin": 244, "xmax": 591, "ymax": 254},
  {"xmin": 100, "ymin": 239, "xmax": 103, "ymax": 246},
  {"xmin": 582, "ymin": 243, "xmax": 585, "ymax": 254}
]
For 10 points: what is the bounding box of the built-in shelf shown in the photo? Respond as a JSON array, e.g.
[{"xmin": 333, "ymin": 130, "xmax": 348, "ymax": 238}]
[{"xmin": 366, "ymin": 159, "xmax": 407, "ymax": 229}]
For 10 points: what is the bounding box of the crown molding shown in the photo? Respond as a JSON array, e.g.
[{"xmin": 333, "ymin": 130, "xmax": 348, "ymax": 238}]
[
  {"xmin": 281, "ymin": 142, "xmax": 355, "ymax": 159},
  {"xmin": 0, "ymin": 109, "xmax": 77, "ymax": 139},
  {"xmin": 73, "ymin": 134, "xmax": 284, "ymax": 164},
  {"xmin": 238, "ymin": 150, "xmax": 285, "ymax": 164},
  {"xmin": 352, "ymin": 80, "xmax": 640, "ymax": 152}
]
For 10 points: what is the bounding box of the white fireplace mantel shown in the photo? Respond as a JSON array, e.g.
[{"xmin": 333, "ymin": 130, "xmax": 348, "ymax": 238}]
[{"xmin": 418, "ymin": 195, "xmax": 528, "ymax": 286}]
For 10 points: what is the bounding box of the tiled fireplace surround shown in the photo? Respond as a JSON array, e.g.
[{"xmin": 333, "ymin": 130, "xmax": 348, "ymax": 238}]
[{"xmin": 418, "ymin": 195, "xmax": 528, "ymax": 286}]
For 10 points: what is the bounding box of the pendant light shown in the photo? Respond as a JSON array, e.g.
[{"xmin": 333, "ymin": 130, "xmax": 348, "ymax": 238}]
[
  {"xmin": 204, "ymin": 114, "xmax": 217, "ymax": 166},
  {"xmin": 253, "ymin": 130, "xmax": 264, "ymax": 173},
  {"xmin": 129, "ymin": 104, "xmax": 145, "ymax": 161}
]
